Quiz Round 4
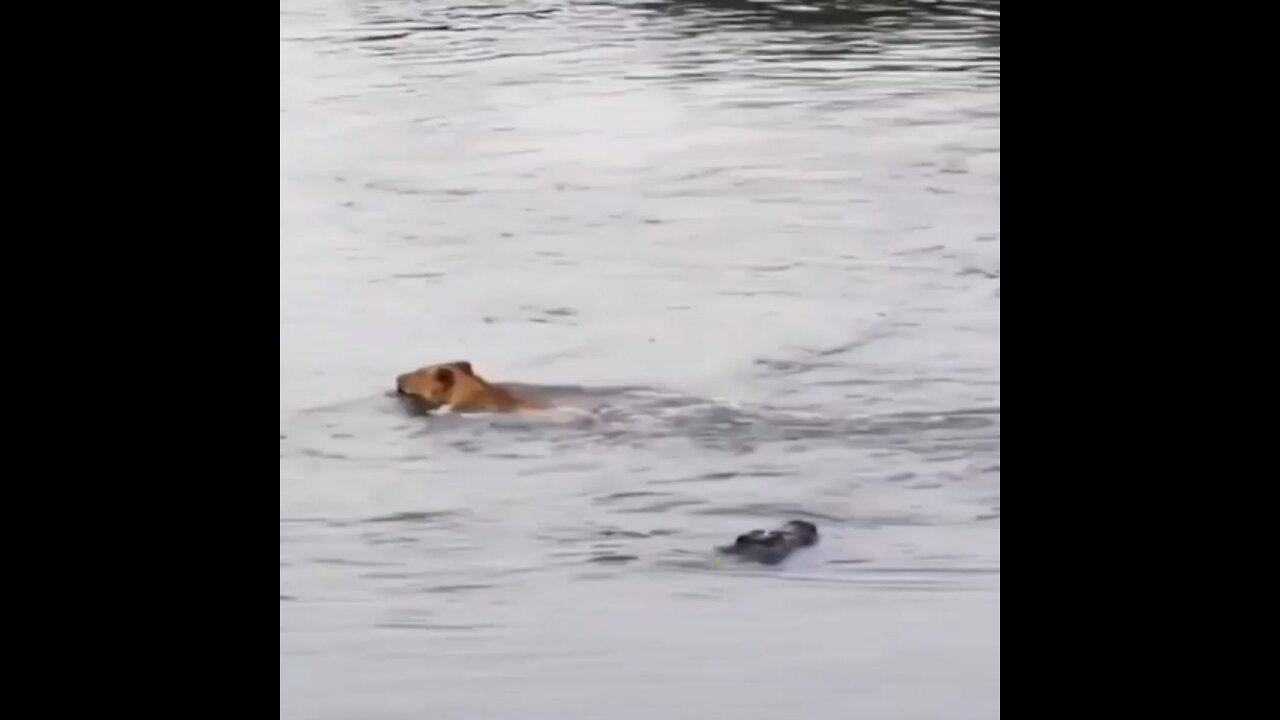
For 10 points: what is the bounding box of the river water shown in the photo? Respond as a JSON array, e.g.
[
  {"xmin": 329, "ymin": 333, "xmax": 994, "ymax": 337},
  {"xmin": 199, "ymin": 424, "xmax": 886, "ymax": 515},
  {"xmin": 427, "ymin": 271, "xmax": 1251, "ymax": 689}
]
[{"xmin": 280, "ymin": 1, "xmax": 1000, "ymax": 718}]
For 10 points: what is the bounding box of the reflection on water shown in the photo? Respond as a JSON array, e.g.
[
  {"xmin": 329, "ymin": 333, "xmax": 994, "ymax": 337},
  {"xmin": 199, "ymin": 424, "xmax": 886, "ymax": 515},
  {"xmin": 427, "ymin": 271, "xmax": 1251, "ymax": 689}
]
[{"xmin": 281, "ymin": 1, "xmax": 998, "ymax": 718}]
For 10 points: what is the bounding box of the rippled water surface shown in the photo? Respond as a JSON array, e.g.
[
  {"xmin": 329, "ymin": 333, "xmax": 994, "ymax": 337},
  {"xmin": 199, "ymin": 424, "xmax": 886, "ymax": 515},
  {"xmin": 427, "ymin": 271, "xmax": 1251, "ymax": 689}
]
[{"xmin": 281, "ymin": 1, "xmax": 999, "ymax": 718}]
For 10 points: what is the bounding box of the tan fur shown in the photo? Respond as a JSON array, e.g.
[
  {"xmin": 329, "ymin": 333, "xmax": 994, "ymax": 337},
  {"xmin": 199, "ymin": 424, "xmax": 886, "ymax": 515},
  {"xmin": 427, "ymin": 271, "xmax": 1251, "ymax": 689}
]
[{"xmin": 395, "ymin": 360, "xmax": 544, "ymax": 413}]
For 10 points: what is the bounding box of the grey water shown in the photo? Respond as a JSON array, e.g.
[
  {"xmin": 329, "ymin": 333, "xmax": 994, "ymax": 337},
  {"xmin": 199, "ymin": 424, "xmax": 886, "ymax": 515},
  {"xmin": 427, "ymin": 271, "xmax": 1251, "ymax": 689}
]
[{"xmin": 280, "ymin": 1, "xmax": 999, "ymax": 718}]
